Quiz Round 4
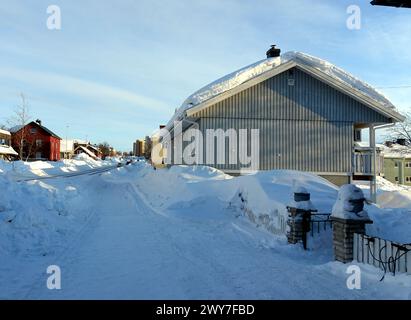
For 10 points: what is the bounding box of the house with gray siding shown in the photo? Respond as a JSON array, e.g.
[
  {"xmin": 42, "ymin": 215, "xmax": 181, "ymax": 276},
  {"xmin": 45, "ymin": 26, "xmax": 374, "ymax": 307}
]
[{"xmin": 162, "ymin": 49, "xmax": 405, "ymax": 201}]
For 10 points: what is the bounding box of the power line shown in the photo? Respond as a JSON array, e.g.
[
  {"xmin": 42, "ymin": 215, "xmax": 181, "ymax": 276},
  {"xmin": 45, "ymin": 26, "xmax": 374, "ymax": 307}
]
[{"xmin": 375, "ymin": 85, "xmax": 411, "ymax": 89}]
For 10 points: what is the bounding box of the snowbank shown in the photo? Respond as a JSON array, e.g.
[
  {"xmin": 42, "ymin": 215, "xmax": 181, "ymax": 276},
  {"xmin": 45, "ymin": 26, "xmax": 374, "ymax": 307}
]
[
  {"xmin": 0, "ymin": 160, "xmax": 410, "ymax": 299},
  {"xmin": 131, "ymin": 165, "xmax": 409, "ymax": 243},
  {"xmin": 0, "ymin": 156, "xmax": 121, "ymax": 256},
  {"xmin": 355, "ymin": 177, "xmax": 411, "ymax": 243},
  {"xmin": 1, "ymin": 159, "xmax": 410, "ymax": 262},
  {"xmin": 2, "ymin": 154, "xmax": 116, "ymax": 181},
  {"xmin": 2, "ymin": 158, "xmax": 410, "ymax": 254},
  {"xmin": 356, "ymin": 177, "xmax": 411, "ymax": 209},
  {"xmin": 127, "ymin": 165, "xmax": 338, "ymax": 235}
]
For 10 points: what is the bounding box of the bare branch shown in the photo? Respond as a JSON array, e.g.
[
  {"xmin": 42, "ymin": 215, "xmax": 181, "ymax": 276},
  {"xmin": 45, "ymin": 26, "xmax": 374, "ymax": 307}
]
[
  {"xmin": 386, "ymin": 111, "xmax": 411, "ymax": 145},
  {"xmin": 9, "ymin": 93, "xmax": 32, "ymax": 160}
]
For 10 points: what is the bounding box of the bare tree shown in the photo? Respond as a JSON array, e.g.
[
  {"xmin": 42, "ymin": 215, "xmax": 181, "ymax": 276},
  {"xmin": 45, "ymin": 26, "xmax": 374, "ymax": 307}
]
[
  {"xmin": 97, "ymin": 142, "xmax": 111, "ymax": 159},
  {"xmin": 8, "ymin": 93, "xmax": 32, "ymax": 160},
  {"xmin": 387, "ymin": 112, "xmax": 411, "ymax": 145}
]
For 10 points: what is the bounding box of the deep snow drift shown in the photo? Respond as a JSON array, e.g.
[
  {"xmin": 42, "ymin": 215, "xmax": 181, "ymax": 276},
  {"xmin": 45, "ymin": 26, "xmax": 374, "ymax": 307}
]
[{"xmin": 0, "ymin": 157, "xmax": 410, "ymax": 299}]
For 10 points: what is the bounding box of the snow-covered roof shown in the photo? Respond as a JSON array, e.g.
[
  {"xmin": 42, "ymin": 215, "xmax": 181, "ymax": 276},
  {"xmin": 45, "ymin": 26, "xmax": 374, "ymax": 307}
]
[
  {"xmin": 0, "ymin": 129, "xmax": 11, "ymax": 136},
  {"xmin": 167, "ymin": 51, "xmax": 402, "ymax": 129},
  {"xmin": 354, "ymin": 141, "xmax": 385, "ymax": 150},
  {"xmin": 87, "ymin": 145, "xmax": 100, "ymax": 153},
  {"xmin": 381, "ymin": 143, "xmax": 411, "ymax": 159},
  {"xmin": 76, "ymin": 145, "xmax": 98, "ymax": 159},
  {"xmin": 9, "ymin": 125, "xmax": 23, "ymax": 133},
  {"xmin": 9, "ymin": 122, "xmax": 61, "ymax": 139},
  {"xmin": 0, "ymin": 145, "xmax": 18, "ymax": 156}
]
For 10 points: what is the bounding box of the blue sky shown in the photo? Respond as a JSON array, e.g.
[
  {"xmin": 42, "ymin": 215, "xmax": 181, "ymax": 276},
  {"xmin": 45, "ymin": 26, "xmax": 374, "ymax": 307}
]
[{"xmin": 0, "ymin": 0, "xmax": 410, "ymax": 151}]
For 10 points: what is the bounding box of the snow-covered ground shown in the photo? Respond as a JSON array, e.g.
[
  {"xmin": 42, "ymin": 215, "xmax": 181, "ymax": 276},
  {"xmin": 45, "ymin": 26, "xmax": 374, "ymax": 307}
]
[{"xmin": 0, "ymin": 157, "xmax": 410, "ymax": 299}]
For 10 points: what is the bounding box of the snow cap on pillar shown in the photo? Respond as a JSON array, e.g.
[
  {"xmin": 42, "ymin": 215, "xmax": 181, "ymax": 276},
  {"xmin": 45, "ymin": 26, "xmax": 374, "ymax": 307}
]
[
  {"xmin": 288, "ymin": 182, "xmax": 316, "ymax": 211},
  {"xmin": 331, "ymin": 184, "xmax": 369, "ymax": 220}
]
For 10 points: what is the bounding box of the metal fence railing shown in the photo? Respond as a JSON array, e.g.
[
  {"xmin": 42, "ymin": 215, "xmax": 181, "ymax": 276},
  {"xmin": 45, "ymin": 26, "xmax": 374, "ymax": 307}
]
[
  {"xmin": 309, "ymin": 213, "xmax": 332, "ymax": 237},
  {"xmin": 353, "ymin": 233, "xmax": 411, "ymax": 278}
]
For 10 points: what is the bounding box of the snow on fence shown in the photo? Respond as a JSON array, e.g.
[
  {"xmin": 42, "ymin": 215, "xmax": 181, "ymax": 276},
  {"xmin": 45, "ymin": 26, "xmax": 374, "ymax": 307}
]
[
  {"xmin": 230, "ymin": 190, "xmax": 288, "ymax": 236},
  {"xmin": 242, "ymin": 206, "xmax": 288, "ymax": 235},
  {"xmin": 354, "ymin": 233, "xmax": 411, "ymax": 276}
]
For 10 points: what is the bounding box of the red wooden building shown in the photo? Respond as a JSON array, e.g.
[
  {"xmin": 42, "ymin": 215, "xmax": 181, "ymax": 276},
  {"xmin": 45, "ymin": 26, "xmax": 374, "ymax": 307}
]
[{"xmin": 10, "ymin": 120, "xmax": 62, "ymax": 161}]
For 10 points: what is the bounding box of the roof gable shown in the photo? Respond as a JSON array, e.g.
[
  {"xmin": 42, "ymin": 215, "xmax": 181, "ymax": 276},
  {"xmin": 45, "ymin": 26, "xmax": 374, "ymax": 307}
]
[
  {"xmin": 10, "ymin": 122, "xmax": 61, "ymax": 139},
  {"xmin": 0, "ymin": 128, "xmax": 11, "ymax": 136},
  {"xmin": 167, "ymin": 51, "xmax": 405, "ymax": 128},
  {"xmin": 190, "ymin": 67, "xmax": 390, "ymax": 124}
]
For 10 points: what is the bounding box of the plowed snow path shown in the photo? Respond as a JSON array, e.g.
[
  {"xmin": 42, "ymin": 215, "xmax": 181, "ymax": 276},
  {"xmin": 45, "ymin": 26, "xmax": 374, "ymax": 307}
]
[{"xmin": 17, "ymin": 175, "xmax": 410, "ymax": 299}]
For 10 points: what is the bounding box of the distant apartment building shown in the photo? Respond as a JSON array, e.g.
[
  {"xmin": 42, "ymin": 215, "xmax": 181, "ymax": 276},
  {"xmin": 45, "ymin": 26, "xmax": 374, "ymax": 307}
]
[
  {"xmin": 133, "ymin": 139, "xmax": 145, "ymax": 157},
  {"xmin": 382, "ymin": 140, "xmax": 411, "ymax": 186}
]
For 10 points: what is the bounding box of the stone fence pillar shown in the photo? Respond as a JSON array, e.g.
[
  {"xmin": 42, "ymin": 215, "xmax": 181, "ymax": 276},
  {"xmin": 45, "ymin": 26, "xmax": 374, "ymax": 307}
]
[
  {"xmin": 287, "ymin": 187, "xmax": 316, "ymax": 249},
  {"xmin": 331, "ymin": 184, "xmax": 373, "ymax": 263}
]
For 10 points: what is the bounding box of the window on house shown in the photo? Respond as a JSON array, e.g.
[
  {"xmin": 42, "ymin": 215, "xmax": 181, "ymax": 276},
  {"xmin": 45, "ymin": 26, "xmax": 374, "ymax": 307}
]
[
  {"xmin": 35, "ymin": 152, "xmax": 42, "ymax": 159},
  {"xmin": 354, "ymin": 129, "xmax": 362, "ymax": 142},
  {"xmin": 405, "ymin": 162, "xmax": 411, "ymax": 168},
  {"xmin": 394, "ymin": 162, "xmax": 398, "ymax": 167},
  {"xmin": 31, "ymin": 128, "xmax": 37, "ymax": 134},
  {"xmin": 36, "ymin": 139, "xmax": 42, "ymax": 147},
  {"xmin": 406, "ymin": 177, "xmax": 411, "ymax": 182},
  {"xmin": 395, "ymin": 177, "xmax": 399, "ymax": 182}
]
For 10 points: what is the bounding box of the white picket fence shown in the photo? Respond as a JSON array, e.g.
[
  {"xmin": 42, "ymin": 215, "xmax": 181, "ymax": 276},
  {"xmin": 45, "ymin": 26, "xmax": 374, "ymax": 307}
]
[{"xmin": 353, "ymin": 233, "xmax": 411, "ymax": 275}]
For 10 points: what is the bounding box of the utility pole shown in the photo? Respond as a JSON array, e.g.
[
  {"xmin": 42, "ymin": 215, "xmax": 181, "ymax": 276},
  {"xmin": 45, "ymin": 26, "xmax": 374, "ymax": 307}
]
[{"xmin": 65, "ymin": 124, "xmax": 69, "ymax": 159}]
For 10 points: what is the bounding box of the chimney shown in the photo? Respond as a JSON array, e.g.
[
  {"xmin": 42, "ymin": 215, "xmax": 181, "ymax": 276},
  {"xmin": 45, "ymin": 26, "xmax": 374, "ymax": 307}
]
[
  {"xmin": 396, "ymin": 138, "xmax": 407, "ymax": 146},
  {"xmin": 384, "ymin": 140, "xmax": 393, "ymax": 148},
  {"xmin": 266, "ymin": 45, "xmax": 281, "ymax": 58},
  {"xmin": 35, "ymin": 119, "xmax": 42, "ymax": 126}
]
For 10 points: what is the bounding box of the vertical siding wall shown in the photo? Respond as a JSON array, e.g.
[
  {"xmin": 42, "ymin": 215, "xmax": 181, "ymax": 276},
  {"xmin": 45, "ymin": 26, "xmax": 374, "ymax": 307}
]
[
  {"xmin": 179, "ymin": 68, "xmax": 389, "ymax": 173},
  {"xmin": 198, "ymin": 118, "xmax": 352, "ymax": 172}
]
